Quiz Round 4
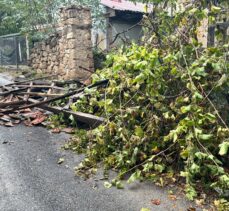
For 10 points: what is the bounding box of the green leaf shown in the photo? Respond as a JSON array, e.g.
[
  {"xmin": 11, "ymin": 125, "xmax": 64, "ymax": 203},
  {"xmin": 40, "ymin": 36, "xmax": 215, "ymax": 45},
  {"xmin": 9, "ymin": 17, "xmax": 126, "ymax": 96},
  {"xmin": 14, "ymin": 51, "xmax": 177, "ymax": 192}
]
[
  {"xmin": 211, "ymin": 5, "xmax": 221, "ymax": 13},
  {"xmin": 116, "ymin": 181, "xmax": 124, "ymax": 189},
  {"xmin": 180, "ymin": 149, "xmax": 189, "ymax": 159},
  {"xmin": 219, "ymin": 142, "xmax": 229, "ymax": 156},
  {"xmin": 140, "ymin": 208, "xmax": 150, "ymax": 211},
  {"xmin": 190, "ymin": 163, "xmax": 200, "ymax": 174},
  {"xmin": 192, "ymin": 92, "xmax": 203, "ymax": 100},
  {"xmin": 195, "ymin": 152, "xmax": 207, "ymax": 159},
  {"xmin": 57, "ymin": 158, "xmax": 65, "ymax": 164},
  {"xmin": 135, "ymin": 126, "xmax": 144, "ymax": 138},
  {"xmin": 148, "ymin": 155, "xmax": 156, "ymax": 162},
  {"xmin": 127, "ymin": 170, "xmax": 141, "ymax": 184},
  {"xmin": 171, "ymin": 67, "xmax": 178, "ymax": 75},
  {"xmin": 198, "ymin": 134, "xmax": 213, "ymax": 141},
  {"xmin": 189, "ymin": 8, "xmax": 198, "ymax": 14},
  {"xmin": 133, "ymin": 73, "xmax": 145, "ymax": 84},
  {"xmin": 141, "ymin": 208, "xmax": 151, "ymax": 211},
  {"xmin": 131, "ymin": 147, "xmax": 139, "ymax": 164},
  {"xmin": 154, "ymin": 164, "xmax": 165, "ymax": 173},
  {"xmin": 216, "ymin": 74, "xmax": 228, "ymax": 87},
  {"xmin": 105, "ymin": 99, "xmax": 113, "ymax": 105},
  {"xmin": 143, "ymin": 163, "xmax": 153, "ymax": 172},
  {"xmin": 180, "ymin": 105, "xmax": 192, "ymax": 113},
  {"xmin": 104, "ymin": 182, "xmax": 112, "ymax": 189},
  {"xmin": 185, "ymin": 185, "xmax": 197, "ymax": 200}
]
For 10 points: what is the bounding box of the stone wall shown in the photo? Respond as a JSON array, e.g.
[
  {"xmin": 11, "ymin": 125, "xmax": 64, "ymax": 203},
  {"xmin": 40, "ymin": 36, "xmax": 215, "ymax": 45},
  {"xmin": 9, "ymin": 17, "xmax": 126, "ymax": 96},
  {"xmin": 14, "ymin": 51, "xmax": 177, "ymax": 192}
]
[{"xmin": 29, "ymin": 6, "xmax": 94, "ymax": 81}]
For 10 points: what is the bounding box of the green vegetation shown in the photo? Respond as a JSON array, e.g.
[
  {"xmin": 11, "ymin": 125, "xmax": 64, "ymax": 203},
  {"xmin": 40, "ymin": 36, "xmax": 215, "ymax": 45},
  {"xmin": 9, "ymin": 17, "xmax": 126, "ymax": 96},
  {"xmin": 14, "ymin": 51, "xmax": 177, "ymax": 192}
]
[
  {"xmin": 61, "ymin": 0, "xmax": 229, "ymax": 204},
  {"xmin": 0, "ymin": 0, "xmax": 104, "ymax": 36},
  {"xmin": 70, "ymin": 43, "xmax": 229, "ymax": 201}
]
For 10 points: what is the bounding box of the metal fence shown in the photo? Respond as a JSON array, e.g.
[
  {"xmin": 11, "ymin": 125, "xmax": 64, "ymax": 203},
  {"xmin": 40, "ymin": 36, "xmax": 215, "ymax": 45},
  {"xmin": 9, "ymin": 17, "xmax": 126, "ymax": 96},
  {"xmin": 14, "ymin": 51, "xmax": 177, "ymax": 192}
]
[
  {"xmin": 0, "ymin": 33, "xmax": 28, "ymax": 67},
  {"xmin": 208, "ymin": 21, "xmax": 229, "ymax": 46}
]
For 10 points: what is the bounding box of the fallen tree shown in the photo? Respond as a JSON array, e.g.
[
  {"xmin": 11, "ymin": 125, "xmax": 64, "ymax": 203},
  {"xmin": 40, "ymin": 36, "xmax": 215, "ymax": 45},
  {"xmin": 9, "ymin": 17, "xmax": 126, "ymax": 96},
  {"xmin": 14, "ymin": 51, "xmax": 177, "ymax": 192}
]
[{"xmin": 65, "ymin": 0, "xmax": 229, "ymax": 207}]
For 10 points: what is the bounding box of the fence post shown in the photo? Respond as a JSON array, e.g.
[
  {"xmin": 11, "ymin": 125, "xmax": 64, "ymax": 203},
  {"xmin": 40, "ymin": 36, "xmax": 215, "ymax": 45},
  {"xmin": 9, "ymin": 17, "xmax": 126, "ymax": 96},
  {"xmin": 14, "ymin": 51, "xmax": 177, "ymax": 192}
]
[
  {"xmin": 0, "ymin": 38, "xmax": 2, "ymax": 67},
  {"xmin": 26, "ymin": 35, "xmax": 30, "ymax": 62},
  {"xmin": 15, "ymin": 36, "xmax": 19, "ymax": 71},
  {"xmin": 0, "ymin": 45, "xmax": 2, "ymax": 67}
]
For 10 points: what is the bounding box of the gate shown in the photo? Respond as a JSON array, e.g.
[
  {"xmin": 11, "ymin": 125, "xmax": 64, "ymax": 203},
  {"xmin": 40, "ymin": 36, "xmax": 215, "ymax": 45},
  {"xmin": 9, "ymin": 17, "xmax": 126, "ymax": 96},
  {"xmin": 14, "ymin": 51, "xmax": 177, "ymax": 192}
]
[{"xmin": 0, "ymin": 33, "xmax": 28, "ymax": 67}]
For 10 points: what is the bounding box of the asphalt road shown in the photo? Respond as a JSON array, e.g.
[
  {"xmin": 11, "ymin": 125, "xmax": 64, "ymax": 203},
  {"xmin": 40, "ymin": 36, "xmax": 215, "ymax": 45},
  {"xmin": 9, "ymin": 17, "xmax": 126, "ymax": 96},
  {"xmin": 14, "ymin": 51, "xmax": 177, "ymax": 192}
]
[
  {"xmin": 0, "ymin": 73, "xmax": 194, "ymax": 211},
  {"xmin": 0, "ymin": 73, "xmax": 13, "ymax": 85}
]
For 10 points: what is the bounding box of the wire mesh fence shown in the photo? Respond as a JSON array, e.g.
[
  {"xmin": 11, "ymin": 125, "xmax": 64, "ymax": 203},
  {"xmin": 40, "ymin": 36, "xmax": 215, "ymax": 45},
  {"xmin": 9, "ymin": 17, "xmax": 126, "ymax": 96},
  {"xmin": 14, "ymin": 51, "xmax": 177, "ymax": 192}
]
[{"xmin": 0, "ymin": 33, "xmax": 27, "ymax": 68}]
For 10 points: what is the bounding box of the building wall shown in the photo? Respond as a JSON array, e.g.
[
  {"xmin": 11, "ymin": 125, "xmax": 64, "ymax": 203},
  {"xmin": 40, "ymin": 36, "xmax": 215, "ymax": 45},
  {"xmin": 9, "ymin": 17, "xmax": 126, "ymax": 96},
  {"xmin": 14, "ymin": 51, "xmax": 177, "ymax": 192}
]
[
  {"xmin": 29, "ymin": 6, "xmax": 94, "ymax": 81},
  {"xmin": 92, "ymin": 28, "xmax": 107, "ymax": 50},
  {"xmin": 92, "ymin": 8, "xmax": 143, "ymax": 50},
  {"xmin": 109, "ymin": 20, "xmax": 143, "ymax": 47}
]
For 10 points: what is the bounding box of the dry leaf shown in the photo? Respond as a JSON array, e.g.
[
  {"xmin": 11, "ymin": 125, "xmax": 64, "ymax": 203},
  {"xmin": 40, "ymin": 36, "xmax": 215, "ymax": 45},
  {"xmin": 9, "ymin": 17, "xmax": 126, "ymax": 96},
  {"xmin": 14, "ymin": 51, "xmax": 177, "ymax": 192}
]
[
  {"xmin": 187, "ymin": 207, "xmax": 196, "ymax": 211},
  {"xmin": 31, "ymin": 115, "xmax": 46, "ymax": 125},
  {"xmin": 62, "ymin": 128, "xmax": 74, "ymax": 134},
  {"xmin": 13, "ymin": 120, "xmax": 21, "ymax": 124},
  {"xmin": 151, "ymin": 199, "xmax": 161, "ymax": 206},
  {"xmin": 21, "ymin": 108, "xmax": 32, "ymax": 113},
  {"xmin": 195, "ymin": 199, "xmax": 205, "ymax": 206},
  {"xmin": 4, "ymin": 122, "xmax": 14, "ymax": 127},
  {"xmin": 24, "ymin": 120, "xmax": 32, "ymax": 127},
  {"xmin": 51, "ymin": 128, "xmax": 61, "ymax": 133},
  {"xmin": 168, "ymin": 194, "xmax": 177, "ymax": 201}
]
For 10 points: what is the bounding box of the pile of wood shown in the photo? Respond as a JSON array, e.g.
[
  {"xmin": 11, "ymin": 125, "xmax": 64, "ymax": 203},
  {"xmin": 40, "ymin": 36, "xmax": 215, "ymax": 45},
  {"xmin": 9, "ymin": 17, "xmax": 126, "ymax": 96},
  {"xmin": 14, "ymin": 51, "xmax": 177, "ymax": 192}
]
[{"xmin": 0, "ymin": 74, "xmax": 108, "ymax": 128}]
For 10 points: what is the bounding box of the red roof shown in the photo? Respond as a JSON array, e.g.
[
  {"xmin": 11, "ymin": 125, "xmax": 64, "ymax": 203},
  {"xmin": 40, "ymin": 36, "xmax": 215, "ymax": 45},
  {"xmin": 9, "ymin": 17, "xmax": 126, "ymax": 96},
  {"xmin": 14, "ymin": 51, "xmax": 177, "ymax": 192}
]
[{"xmin": 101, "ymin": 0, "xmax": 152, "ymax": 13}]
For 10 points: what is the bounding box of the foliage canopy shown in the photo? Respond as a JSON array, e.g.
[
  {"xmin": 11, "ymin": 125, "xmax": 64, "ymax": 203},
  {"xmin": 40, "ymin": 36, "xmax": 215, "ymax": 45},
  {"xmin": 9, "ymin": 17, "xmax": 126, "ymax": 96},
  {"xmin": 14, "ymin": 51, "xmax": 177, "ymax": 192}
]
[{"xmin": 0, "ymin": 0, "xmax": 104, "ymax": 36}]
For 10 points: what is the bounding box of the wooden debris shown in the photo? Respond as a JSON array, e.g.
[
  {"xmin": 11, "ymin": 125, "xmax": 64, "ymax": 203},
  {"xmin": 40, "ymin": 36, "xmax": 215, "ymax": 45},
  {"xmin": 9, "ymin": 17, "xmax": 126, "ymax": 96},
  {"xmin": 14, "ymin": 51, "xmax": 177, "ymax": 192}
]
[
  {"xmin": 0, "ymin": 100, "xmax": 26, "ymax": 108},
  {"xmin": 0, "ymin": 75, "xmax": 108, "ymax": 128},
  {"xmin": 0, "ymin": 74, "xmax": 60, "ymax": 89}
]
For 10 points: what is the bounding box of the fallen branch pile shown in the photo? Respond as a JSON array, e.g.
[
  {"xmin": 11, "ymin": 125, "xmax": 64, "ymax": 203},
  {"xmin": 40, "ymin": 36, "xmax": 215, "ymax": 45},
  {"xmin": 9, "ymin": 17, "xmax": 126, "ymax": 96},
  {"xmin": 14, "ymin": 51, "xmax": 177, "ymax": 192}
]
[{"xmin": 0, "ymin": 74, "xmax": 108, "ymax": 128}]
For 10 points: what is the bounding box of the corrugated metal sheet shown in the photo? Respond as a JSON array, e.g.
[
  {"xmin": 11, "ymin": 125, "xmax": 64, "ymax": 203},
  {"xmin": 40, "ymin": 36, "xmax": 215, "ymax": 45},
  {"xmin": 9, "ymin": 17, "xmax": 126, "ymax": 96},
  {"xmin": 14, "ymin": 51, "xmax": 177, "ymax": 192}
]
[{"xmin": 101, "ymin": 0, "xmax": 152, "ymax": 13}]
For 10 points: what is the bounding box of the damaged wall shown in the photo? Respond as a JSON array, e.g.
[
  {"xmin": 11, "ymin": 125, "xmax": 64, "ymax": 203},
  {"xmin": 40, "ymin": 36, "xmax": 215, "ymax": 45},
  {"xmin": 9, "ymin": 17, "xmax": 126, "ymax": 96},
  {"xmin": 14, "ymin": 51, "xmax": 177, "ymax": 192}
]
[{"xmin": 29, "ymin": 6, "xmax": 94, "ymax": 81}]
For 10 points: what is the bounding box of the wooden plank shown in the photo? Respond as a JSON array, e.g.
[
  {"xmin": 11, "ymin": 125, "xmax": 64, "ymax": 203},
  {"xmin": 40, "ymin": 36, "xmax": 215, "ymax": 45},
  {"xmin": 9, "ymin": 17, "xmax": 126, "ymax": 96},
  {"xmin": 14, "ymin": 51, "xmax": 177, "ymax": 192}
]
[
  {"xmin": 0, "ymin": 88, "xmax": 28, "ymax": 97},
  {"xmin": 44, "ymin": 106, "xmax": 104, "ymax": 128},
  {"xmin": 24, "ymin": 81, "xmax": 33, "ymax": 101},
  {"xmin": 0, "ymin": 100, "xmax": 26, "ymax": 108},
  {"xmin": 12, "ymin": 84, "xmax": 66, "ymax": 91},
  {"xmin": 11, "ymin": 79, "xmax": 83, "ymax": 87},
  {"xmin": 45, "ymin": 82, "xmax": 55, "ymax": 101},
  {"xmin": 25, "ymin": 98, "xmax": 104, "ymax": 128},
  {"xmin": 19, "ymin": 92, "xmax": 63, "ymax": 97}
]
